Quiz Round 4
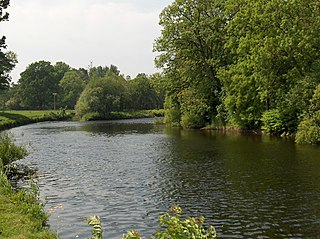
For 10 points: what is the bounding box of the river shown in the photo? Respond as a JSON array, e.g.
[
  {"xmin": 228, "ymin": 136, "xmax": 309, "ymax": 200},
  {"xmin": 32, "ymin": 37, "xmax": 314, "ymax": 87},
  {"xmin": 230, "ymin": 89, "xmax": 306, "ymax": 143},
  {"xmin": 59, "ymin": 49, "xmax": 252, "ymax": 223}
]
[{"xmin": 9, "ymin": 118, "xmax": 320, "ymax": 238}]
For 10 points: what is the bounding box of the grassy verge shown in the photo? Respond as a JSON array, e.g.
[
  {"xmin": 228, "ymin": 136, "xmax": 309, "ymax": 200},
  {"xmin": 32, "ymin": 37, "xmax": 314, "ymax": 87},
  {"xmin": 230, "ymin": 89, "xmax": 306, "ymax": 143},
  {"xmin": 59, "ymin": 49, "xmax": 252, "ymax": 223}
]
[
  {"xmin": 0, "ymin": 133, "xmax": 57, "ymax": 239},
  {"xmin": 0, "ymin": 173, "xmax": 58, "ymax": 239},
  {"xmin": 0, "ymin": 110, "xmax": 75, "ymax": 131}
]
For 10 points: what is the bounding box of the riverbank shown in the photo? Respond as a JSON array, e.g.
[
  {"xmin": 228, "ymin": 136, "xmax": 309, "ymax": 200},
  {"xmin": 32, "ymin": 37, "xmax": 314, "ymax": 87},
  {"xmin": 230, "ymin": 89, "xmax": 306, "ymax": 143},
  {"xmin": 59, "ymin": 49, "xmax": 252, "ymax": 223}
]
[
  {"xmin": 0, "ymin": 110, "xmax": 74, "ymax": 131},
  {"xmin": 0, "ymin": 173, "xmax": 58, "ymax": 238},
  {"xmin": 0, "ymin": 132, "xmax": 58, "ymax": 238},
  {"xmin": 0, "ymin": 109, "xmax": 164, "ymax": 131},
  {"xmin": 80, "ymin": 109, "xmax": 164, "ymax": 121}
]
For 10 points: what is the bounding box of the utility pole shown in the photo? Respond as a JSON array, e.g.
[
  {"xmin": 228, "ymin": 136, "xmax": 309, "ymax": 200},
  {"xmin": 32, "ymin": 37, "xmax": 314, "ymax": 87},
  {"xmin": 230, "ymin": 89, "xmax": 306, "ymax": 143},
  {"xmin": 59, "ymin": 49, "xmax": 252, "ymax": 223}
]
[{"xmin": 53, "ymin": 93, "xmax": 57, "ymax": 110}]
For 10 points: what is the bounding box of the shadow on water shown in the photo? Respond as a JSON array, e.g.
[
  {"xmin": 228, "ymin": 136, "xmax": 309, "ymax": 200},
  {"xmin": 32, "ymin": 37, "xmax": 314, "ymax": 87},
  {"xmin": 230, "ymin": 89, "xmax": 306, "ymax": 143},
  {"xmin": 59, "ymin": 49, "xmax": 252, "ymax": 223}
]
[{"xmin": 158, "ymin": 127, "xmax": 320, "ymax": 238}]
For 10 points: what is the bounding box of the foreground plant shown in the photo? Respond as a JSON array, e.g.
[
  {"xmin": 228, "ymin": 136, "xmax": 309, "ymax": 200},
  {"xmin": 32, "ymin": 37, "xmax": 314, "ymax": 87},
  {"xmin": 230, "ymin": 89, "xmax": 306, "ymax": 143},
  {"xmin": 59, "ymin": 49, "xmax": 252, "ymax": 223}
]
[
  {"xmin": 88, "ymin": 215, "xmax": 103, "ymax": 239},
  {"xmin": 154, "ymin": 205, "xmax": 217, "ymax": 239},
  {"xmin": 87, "ymin": 205, "xmax": 217, "ymax": 239},
  {"xmin": 0, "ymin": 132, "xmax": 28, "ymax": 170}
]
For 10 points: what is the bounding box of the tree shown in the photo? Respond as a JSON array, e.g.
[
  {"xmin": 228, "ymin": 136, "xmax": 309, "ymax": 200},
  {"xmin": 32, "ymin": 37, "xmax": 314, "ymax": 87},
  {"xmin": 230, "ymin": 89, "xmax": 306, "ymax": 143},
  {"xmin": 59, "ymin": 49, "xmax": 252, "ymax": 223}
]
[
  {"xmin": 220, "ymin": 0, "xmax": 320, "ymax": 130},
  {"xmin": 53, "ymin": 61, "xmax": 71, "ymax": 81},
  {"xmin": 59, "ymin": 70, "xmax": 86, "ymax": 109},
  {"xmin": 128, "ymin": 73, "xmax": 162, "ymax": 110},
  {"xmin": 154, "ymin": 0, "xmax": 227, "ymax": 128},
  {"xmin": 0, "ymin": 0, "xmax": 17, "ymax": 89},
  {"xmin": 75, "ymin": 72, "xmax": 127, "ymax": 118},
  {"xmin": 18, "ymin": 61, "xmax": 57, "ymax": 109}
]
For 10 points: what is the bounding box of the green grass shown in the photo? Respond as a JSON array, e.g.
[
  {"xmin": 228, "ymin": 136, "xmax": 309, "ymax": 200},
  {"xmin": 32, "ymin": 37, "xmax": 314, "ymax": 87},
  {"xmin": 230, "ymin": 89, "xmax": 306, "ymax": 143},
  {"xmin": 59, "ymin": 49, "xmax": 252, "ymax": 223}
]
[
  {"xmin": 0, "ymin": 110, "xmax": 75, "ymax": 130},
  {"xmin": 0, "ymin": 173, "xmax": 58, "ymax": 239}
]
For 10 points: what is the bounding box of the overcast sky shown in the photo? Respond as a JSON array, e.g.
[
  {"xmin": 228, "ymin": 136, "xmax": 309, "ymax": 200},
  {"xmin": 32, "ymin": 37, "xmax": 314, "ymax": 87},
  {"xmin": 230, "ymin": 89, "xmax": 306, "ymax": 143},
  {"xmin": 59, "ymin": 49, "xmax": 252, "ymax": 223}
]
[{"xmin": 1, "ymin": 0, "xmax": 174, "ymax": 82}]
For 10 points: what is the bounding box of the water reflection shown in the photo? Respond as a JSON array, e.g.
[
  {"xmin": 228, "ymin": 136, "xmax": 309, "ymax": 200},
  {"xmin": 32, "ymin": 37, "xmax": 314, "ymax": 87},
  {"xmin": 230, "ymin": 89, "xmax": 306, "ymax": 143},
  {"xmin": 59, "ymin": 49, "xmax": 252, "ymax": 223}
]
[
  {"xmin": 8, "ymin": 120, "xmax": 320, "ymax": 238},
  {"xmin": 159, "ymin": 127, "xmax": 320, "ymax": 238}
]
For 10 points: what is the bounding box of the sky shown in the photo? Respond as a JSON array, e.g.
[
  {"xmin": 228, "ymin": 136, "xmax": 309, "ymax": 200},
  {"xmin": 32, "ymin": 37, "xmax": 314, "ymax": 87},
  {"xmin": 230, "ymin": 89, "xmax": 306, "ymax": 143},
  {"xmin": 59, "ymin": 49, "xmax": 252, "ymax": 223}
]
[{"xmin": 1, "ymin": 0, "xmax": 174, "ymax": 82}]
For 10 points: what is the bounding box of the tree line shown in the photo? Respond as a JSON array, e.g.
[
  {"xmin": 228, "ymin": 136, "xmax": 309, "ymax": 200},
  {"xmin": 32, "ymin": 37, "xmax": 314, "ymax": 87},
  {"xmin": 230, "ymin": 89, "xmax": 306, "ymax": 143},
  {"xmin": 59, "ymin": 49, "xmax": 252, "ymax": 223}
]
[
  {"xmin": 2, "ymin": 0, "xmax": 320, "ymax": 143},
  {"xmin": 154, "ymin": 0, "xmax": 320, "ymax": 144},
  {"xmin": 0, "ymin": 1, "xmax": 164, "ymax": 119},
  {"xmin": 0, "ymin": 60, "xmax": 164, "ymax": 117}
]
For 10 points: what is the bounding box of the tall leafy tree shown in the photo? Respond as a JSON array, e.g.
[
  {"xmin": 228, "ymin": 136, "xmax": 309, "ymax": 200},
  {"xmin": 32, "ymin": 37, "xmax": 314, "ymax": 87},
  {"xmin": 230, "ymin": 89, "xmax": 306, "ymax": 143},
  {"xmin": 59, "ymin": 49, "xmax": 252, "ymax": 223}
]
[
  {"xmin": 154, "ymin": 0, "xmax": 228, "ymax": 127},
  {"xmin": 128, "ymin": 73, "xmax": 162, "ymax": 110},
  {"xmin": 18, "ymin": 61, "xmax": 57, "ymax": 109},
  {"xmin": 54, "ymin": 61, "xmax": 71, "ymax": 81},
  {"xmin": 76, "ymin": 72, "xmax": 127, "ymax": 118},
  {"xmin": 0, "ymin": 0, "xmax": 17, "ymax": 89},
  {"xmin": 59, "ymin": 70, "xmax": 86, "ymax": 109}
]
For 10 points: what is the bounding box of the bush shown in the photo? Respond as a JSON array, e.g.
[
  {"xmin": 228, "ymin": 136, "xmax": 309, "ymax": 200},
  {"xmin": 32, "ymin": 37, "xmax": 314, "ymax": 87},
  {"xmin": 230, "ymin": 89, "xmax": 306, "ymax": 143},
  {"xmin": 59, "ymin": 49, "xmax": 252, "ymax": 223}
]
[
  {"xmin": 0, "ymin": 133, "xmax": 28, "ymax": 169},
  {"xmin": 154, "ymin": 205, "xmax": 216, "ymax": 239},
  {"xmin": 296, "ymin": 84, "xmax": 320, "ymax": 144},
  {"xmin": 295, "ymin": 111, "xmax": 320, "ymax": 144},
  {"xmin": 261, "ymin": 109, "xmax": 285, "ymax": 135}
]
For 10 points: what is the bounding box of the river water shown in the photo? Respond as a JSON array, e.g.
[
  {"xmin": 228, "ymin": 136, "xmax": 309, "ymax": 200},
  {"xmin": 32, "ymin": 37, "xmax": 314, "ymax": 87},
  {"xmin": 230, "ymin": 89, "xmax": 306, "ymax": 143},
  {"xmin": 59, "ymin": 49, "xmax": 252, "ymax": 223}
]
[{"xmin": 9, "ymin": 118, "xmax": 320, "ymax": 238}]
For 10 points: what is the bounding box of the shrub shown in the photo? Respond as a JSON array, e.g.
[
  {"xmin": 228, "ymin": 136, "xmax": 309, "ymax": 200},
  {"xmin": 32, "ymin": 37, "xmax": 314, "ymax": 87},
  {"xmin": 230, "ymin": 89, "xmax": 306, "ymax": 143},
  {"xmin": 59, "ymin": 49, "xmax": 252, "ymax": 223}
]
[
  {"xmin": 295, "ymin": 111, "xmax": 320, "ymax": 144},
  {"xmin": 0, "ymin": 133, "xmax": 28, "ymax": 169},
  {"xmin": 296, "ymin": 84, "xmax": 320, "ymax": 144},
  {"xmin": 178, "ymin": 88, "xmax": 209, "ymax": 129},
  {"xmin": 87, "ymin": 206, "xmax": 217, "ymax": 239},
  {"xmin": 154, "ymin": 205, "xmax": 216, "ymax": 239},
  {"xmin": 261, "ymin": 109, "xmax": 285, "ymax": 135}
]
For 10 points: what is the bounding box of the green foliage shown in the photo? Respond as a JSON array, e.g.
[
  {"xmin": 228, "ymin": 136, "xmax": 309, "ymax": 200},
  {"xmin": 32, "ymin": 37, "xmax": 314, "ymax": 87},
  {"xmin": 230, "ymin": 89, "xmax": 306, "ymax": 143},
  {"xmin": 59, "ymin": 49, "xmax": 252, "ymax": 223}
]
[
  {"xmin": 59, "ymin": 70, "xmax": 86, "ymax": 109},
  {"xmin": 154, "ymin": 0, "xmax": 320, "ymax": 142},
  {"xmin": 164, "ymin": 94, "xmax": 181, "ymax": 127},
  {"xmin": 0, "ymin": 132, "xmax": 56, "ymax": 238},
  {"xmin": 295, "ymin": 111, "xmax": 320, "ymax": 144},
  {"xmin": 128, "ymin": 73, "xmax": 163, "ymax": 110},
  {"xmin": 261, "ymin": 109, "xmax": 285, "ymax": 135},
  {"xmin": 155, "ymin": 205, "xmax": 216, "ymax": 239},
  {"xmin": 87, "ymin": 215, "xmax": 103, "ymax": 239},
  {"xmin": 296, "ymin": 85, "xmax": 320, "ymax": 144},
  {"xmin": 178, "ymin": 88, "xmax": 209, "ymax": 128},
  {"xmin": 122, "ymin": 230, "xmax": 142, "ymax": 239},
  {"xmin": 0, "ymin": 0, "xmax": 17, "ymax": 90},
  {"xmin": 0, "ymin": 132, "xmax": 28, "ymax": 169},
  {"xmin": 0, "ymin": 110, "xmax": 74, "ymax": 130},
  {"xmin": 154, "ymin": 0, "xmax": 226, "ymax": 127},
  {"xmin": 220, "ymin": 0, "xmax": 320, "ymax": 129},
  {"xmin": 17, "ymin": 61, "xmax": 60, "ymax": 109},
  {"xmin": 0, "ymin": 172, "xmax": 57, "ymax": 238},
  {"xmin": 88, "ymin": 206, "xmax": 216, "ymax": 239},
  {"xmin": 76, "ymin": 72, "xmax": 126, "ymax": 118},
  {"xmin": 81, "ymin": 110, "xmax": 164, "ymax": 121}
]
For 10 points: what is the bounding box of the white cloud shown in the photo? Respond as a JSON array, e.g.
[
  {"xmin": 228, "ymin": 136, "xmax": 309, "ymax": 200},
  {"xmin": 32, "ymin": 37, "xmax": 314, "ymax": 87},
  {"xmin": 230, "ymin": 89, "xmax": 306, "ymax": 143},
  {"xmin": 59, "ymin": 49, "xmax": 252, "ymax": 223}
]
[{"xmin": 2, "ymin": 0, "xmax": 173, "ymax": 82}]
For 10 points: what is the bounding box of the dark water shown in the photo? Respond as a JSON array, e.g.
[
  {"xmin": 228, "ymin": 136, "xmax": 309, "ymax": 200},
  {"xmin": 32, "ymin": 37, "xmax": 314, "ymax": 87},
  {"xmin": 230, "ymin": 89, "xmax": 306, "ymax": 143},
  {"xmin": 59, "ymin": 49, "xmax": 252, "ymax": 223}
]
[{"xmin": 9, "ymin": 118, "xmax": 320, "ymax": 238}]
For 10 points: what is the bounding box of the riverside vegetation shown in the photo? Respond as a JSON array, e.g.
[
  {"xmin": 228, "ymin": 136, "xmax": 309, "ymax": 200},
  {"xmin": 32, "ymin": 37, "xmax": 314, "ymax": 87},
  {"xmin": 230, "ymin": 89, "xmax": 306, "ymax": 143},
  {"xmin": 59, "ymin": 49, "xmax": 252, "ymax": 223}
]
[{"xmin": 0, "ymin": 133, "xmax": 58, "ymax": 238}]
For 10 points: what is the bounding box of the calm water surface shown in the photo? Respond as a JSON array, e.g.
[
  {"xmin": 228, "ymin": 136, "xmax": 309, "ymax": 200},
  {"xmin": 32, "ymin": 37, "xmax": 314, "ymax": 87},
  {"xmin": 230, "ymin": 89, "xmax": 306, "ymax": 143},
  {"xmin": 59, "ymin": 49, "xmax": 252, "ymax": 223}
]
[{"xmin": 9, "ymin": 118, "xmax": 320, "ymax": 238}]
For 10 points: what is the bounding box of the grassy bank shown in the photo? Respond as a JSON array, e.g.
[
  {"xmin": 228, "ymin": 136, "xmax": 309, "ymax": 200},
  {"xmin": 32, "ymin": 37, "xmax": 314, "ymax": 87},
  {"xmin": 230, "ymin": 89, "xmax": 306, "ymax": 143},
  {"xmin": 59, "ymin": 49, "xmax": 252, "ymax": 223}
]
[
  {"xmin": 0, "ymin": 173, "xmax": 58, "ymax": 239},
  {"xmin": 0, "ymin": 110, "xmax": 74, "ymax": 131},
  {"xmin": 0, "ymin": 133, "xmax": 57, "ymax": 238}
]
